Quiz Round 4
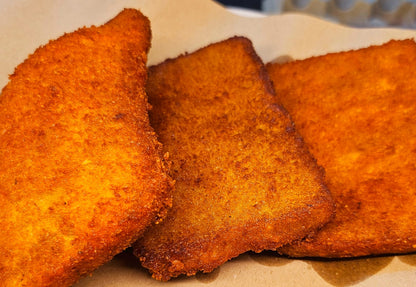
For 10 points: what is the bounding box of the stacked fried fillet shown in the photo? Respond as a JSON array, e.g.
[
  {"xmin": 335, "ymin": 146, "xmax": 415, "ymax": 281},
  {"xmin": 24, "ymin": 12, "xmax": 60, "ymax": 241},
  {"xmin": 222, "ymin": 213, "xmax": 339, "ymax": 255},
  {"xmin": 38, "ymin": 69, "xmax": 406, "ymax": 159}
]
[
  {"xmin": 267, "ymin": 39, "xmax": 416, "ymax": 258},
  {"xmin": 3, "ymin": 3, "xmax": 416, "ymax": 285},
  {"xmin": 0, "ymin": 9, "xmax": 172, "ymax": 286},
  {"xmin": 133, "ymin": 36, "xmax": 334, "ymax": 281}
]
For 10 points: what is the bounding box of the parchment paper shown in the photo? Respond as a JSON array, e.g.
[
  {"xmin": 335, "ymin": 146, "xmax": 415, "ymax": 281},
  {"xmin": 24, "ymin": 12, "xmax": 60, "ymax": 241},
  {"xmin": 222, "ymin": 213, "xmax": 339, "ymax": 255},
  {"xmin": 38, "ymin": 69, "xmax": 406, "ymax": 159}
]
[{"xmin": 1, "ymin": 0, "xmax": 416, "ymax": 286}]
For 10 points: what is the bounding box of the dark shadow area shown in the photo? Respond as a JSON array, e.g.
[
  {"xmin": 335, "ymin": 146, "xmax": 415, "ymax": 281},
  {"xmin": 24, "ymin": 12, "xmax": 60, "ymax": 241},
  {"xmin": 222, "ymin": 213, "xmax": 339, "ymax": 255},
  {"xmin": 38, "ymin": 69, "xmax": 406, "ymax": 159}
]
[
  {"xmin": 300, "ymin": 255, "xmax": 394, "ymax": 287},
  {"xmin": 214, "ymin": 0, "xmax": 262, "ymax": 10},
  {"xmin": 248, "ymin": 250, "xmax": 291, "ymax": 267}
]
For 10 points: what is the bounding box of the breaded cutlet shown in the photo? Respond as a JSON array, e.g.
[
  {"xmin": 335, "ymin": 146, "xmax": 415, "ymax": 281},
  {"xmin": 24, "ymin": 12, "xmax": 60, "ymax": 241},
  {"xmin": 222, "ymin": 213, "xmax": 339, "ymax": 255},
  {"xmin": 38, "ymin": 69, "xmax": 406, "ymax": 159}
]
[
  {"xmin": 133, "ymin": 36, "xmax": 334, "ymax": 281},
  {"xmin": 0, "ymin": 9, "xmax": 173, "ymax": 286},
  {"xmin": 267, "ymin": 39, "xmax": 416, "ymax": 257}
]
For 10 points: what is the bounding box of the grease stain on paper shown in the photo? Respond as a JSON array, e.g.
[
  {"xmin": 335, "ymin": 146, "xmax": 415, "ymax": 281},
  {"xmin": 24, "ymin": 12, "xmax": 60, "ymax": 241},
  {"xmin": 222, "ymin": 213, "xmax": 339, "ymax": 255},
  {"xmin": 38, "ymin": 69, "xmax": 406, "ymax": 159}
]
[
  {"xmin": 269, "ymin": 55, "xmax": 294, "ymax": 65},
  {"xmin": 249, "ymin": 250, "xmax": 291, "ymax": 267},
  {"xmin": 195, "ymin": 267, "xmax": 221, "ymax": 283},
  {"xmin": 307, "ymin": 256, "xmax": 393, "ymax": 286},
  {"xmin": 398, "ymin": 253, "xmax": 416, "ymax": 266}
]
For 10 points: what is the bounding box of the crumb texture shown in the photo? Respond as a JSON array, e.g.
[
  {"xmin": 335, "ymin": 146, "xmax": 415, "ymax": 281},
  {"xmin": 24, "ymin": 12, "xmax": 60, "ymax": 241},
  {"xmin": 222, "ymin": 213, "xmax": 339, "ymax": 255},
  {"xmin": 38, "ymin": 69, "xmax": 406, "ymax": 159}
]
[
  {"xmin": 267, "ymin": 39, "xmax": 416, "ymax": 257},
  {"xmin": 134, "ymin": 37, "xmax": 334, "ymax": 281},
  {"xmin": 0, "ymin": 9, "xmax": 172, "ymax": 287}
]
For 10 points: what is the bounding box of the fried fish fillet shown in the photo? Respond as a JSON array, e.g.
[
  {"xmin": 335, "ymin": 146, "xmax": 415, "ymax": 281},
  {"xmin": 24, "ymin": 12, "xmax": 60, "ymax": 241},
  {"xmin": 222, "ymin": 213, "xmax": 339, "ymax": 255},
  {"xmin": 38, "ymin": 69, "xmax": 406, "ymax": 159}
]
[
  {"xmin": 133, "ymin": 36, "xmax": 334, "ymax": 281},
  {"xmin": 267, "ymin": 39, "xmax": 416, "ymax": 257},
  {"xmin": 0, "ymin": 9, "xmax": 173, "ymax": 286}
]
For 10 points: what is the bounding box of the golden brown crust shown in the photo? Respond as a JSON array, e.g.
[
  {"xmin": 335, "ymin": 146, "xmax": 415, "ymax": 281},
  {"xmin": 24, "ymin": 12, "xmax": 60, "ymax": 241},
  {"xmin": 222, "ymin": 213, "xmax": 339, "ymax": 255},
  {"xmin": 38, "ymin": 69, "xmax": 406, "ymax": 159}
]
[
  {"xmin": 133, "ymin": 36, "xmax": 334, "ymax": 281},
  {"xmin": 0, "ymin": 9, "xmax": 173, "ymax": 286},
  {"xmin": 267, "ymin": 39, "xmax": 416, "ymax": 258}
]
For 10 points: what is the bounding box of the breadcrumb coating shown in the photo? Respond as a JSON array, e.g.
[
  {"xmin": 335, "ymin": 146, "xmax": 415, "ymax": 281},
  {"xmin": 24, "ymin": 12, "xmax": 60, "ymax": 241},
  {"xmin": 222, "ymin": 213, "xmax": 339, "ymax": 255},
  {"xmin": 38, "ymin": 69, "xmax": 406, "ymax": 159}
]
[
  {"xmin": 0, "ymin": 9, "xmax": 172, "ymax": 286},
  {"xmin": 267, "ymin": 39, "xmax": 416, "ymax": 257},
  {"xmin": 134, "ymin": 37, "xmax": 334, "ymax": 281}
]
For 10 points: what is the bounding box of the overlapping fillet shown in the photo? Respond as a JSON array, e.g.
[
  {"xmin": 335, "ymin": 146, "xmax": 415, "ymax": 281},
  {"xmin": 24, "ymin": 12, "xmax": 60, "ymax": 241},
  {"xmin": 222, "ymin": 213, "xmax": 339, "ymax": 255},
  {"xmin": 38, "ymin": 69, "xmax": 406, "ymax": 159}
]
[
  {"xmin": 267, "ymin": 39, "xmax": 416, "ymax": 257},
  {"xmin": 134, "ymin": 36, "xmax": 334, "ymax": 281},
  {"xmin": 0, "ymin": 9, "xmax": 173, "ymax": 286}
]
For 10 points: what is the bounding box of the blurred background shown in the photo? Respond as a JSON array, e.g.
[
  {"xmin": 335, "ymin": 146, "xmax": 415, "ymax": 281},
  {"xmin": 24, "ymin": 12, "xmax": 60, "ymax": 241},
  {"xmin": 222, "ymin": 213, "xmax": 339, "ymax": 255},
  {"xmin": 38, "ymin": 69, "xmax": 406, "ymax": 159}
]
[{"xmin": 214, "ymin": 0, "xmax": 416, "ymax": 28}]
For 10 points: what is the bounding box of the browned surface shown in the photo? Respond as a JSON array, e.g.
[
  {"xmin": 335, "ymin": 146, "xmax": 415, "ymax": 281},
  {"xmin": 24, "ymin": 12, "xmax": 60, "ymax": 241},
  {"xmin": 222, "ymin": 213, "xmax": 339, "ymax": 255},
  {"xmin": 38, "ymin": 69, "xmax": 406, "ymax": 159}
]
[
  {"xmin": 0, "ymin": 9, "xmax": 173, "ymax": 286},
  {"xmin": 267, "ymin": 39, "xmax": 416, "ymax": 258},
  {"xmin": 134, "ymin": 37, "xmax": 334, "ymax": 281}
]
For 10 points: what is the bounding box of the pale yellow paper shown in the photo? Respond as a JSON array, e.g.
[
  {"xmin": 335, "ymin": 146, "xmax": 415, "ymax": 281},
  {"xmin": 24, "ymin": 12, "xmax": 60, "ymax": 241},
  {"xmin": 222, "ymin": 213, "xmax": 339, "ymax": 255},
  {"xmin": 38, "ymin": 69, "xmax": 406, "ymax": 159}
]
[{"xmin": 1, "ymin": 0, "xmax": 416, "ymax": 286}]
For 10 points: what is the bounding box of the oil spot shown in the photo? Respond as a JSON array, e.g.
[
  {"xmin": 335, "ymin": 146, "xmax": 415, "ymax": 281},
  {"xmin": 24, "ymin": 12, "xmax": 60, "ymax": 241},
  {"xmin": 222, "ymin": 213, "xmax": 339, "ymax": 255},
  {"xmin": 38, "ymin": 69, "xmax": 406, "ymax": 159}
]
[
  {"xmin": 249, "ymin": 250, "xmax": 291, "ymax": 267},
  {"xmin": 114, "ymin": 113, "xmax": 126, "ymax": 120},
  {"xmin": 195, "ymin": 267, "xmax": 221, "ymax": 283},
  {"xmin": 308, "ymin": 256, "xmax": 393, "ymax": 286},
  {"xmin": 269, "ymin": 55, "xmax": 294, "ymax": 64},
  {"xmin": 398, "ymin": 253, "xmax": 416, "ymax": 266}
]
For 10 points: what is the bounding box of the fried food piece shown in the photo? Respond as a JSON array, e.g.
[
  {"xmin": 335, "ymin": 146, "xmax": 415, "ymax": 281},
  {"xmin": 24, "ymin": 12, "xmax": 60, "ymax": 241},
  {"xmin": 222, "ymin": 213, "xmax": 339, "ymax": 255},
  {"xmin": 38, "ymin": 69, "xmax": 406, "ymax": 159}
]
[
  {"xmin": 0, "ymin": 9, "xmax": 173, "ymax": 286},
  {"xmin": 133, "ymin": 36, "xmax": 334, "ymax": 281},
  {"xmin": 267, "ymin": 39, "xmax": 416, "ymax": 257}
]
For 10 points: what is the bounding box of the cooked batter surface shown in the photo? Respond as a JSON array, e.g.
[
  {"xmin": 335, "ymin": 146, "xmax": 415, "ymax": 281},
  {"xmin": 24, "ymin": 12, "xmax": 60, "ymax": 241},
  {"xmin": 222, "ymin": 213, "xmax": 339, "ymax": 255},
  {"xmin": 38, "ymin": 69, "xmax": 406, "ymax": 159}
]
[
  {"xmin": 0, "ymin": 9, "xmax": 172, "ymax": 286},
  {"xmin": 267, "ymin": 39, "xmax": 416, "ymax": 257},
  {"xmin": 134, "ymin": 37, "xmax": 334, "ymax": 281}
]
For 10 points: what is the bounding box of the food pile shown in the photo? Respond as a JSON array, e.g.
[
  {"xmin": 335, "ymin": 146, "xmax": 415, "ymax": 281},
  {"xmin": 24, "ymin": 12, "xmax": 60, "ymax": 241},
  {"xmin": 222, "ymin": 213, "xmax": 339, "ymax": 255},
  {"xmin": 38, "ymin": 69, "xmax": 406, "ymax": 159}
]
[{"xmin": 1, "ymin": 8, "xmax": 415, "ymax": 286}]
